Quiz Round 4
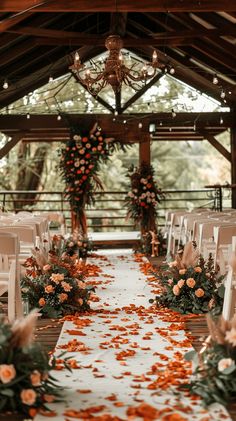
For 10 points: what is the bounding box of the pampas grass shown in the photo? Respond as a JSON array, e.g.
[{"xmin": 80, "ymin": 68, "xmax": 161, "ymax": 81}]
[{"xmin": 10, "ymin": 309, "xmax": 39, "ymax": 348}]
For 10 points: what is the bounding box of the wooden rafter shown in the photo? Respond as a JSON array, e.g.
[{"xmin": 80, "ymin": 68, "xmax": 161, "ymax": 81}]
[
  {"xmin": 204, "ymin": 133, "xmax": 231, "ymax": 162},
  {"xmin": 1, "ymin": 0, "xmax": 236, "ymax": 12},
  {"xmin": 0, "ymin": 134, "xmax": 22, "ymax": 159},
  {"xmin": 72, "ymin": 76, "xmax": 114, "ymax": 113},
  {"xmin": 121, "ymin": 72, "xmax": 163, "ymax": 113},
  {"xmin": 0, "ymin": 11, "xmax": 33, "ymax": 32}
]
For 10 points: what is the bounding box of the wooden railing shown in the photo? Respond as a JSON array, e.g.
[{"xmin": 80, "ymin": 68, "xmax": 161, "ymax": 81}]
[{"xmin": 0, "ymin": 188, "xmax": 232, "ymax": 232}]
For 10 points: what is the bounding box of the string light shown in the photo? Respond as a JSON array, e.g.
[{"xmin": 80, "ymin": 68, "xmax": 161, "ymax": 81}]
[
  {"xmin": 138, "ymin": 122, "xmax": 143, "ymax": 129},
  {"xmin": 26, "ymin": 113, "xmax": 30, "ymax": 119},
  {"xmin": 57, "ymin": 114, "xmax": 62, "ymax": 120},
  {"xmin": 213, "ymin": 74, "xmax": 218, "ymax": 85},
  {"xmin": 172, "ymin": 109, "xmax": 176, "ymax": 118},
  {"xmin": 48, "ymin": 75, "xmax": 53, "ymax": 83},
  {"xmin": 123, "ymin": 120, "xmax": 127, "ymax": 124},
  {"xmin": 114, "ymin": 110, "xmax": 118, "ymax": 116},
  {"xmin": 169, "ymin": 67, "xmax": 175, "ymax": 74},
  {"xmin": 220, "ymin": 90, "xmax": 226, "ymax": 99},
  {"xmin": 220, "ymin": 116, "xmax": 224, "ymax": 125},
  {"xmin": 3, "ymin": 80, "xmax": 8, "ymax": 89}
]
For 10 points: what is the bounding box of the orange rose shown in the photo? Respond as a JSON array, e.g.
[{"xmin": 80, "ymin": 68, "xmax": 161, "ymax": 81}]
[
  {"xmin": 179, "ymin": 269, "xmax": 186, "ymax": 275},
  {"xmin": 194, "ymin": 266, "xmax": 202, "ymax": 273},
  {"xmin": 61, "ymin": 281, "xmax": 72, "ymax": 292},
  {"xmin": 0, "ymin": 364, "xmax": 16, "ymax": 384},
  {"xmin": 172, "ymin": 285, "xmax": 180, "ymax": 296},
  {"xmin": 50, "ymin": 273, "xmax": 64, "ymax": 284},
  {"xmin": 186, "ymin": 278, "xmax": 196, "ymax": 288},
  {"xmin": 38, "ymin": 297, "xmax": 46, "ymax": 307},
  {"xmin": 59, "ymin": 293, "xmax": 68, "ymax": 302},
  {"xmin": 44, "ymin": 285, "xmax": 54, "ymax": 294},
  {"xmin": 30, "ymin": 370, "xmax": 41, "ymax": 387},
  {"xmin": 177, "ymin": 279, "xmax": 185, "ymax": 288},
  {"xmin": 43, "ymin": 264, "xmax": 51, "ymax": 272},
  {"xmin": 77, "ymin": 280, "xmax": 85, "ymax": 289},
  {"xmin": 20, "ymin": 389, "xmax": 37, "ymax": 405},
  {"xmin": 195, "ymin": 288, "xmax": 205, "ymax": 298}
]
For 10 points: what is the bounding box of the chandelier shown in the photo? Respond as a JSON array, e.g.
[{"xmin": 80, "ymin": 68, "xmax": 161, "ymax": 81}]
[{"xmin": 69, "ymin": 34, "xmax": 163, "ymax": 96}]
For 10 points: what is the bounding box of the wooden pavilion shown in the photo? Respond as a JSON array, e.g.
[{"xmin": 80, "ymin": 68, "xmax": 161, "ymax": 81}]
[{"xmin": 0, "ymin": 1, "xmax": 235, "ymax": 203}]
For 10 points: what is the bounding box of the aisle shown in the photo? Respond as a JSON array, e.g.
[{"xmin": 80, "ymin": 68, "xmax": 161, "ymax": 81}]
[{"xmin": 36, "ymin": 250, "xmax": 231, "ymax": 421}]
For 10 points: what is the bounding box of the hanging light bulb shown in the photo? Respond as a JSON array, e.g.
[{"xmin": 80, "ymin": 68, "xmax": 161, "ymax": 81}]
[
  {"xmin": 172, "ymin": 109, "xmax": 176, "ymax": 118},
  {"xmin": 138, "ymin": 122, "xmax": 143, "ymax": 129},
  {"xmin": 114, "ymin": 110, "xmax": 118, "ymax": 116},
  {"xmin": 123, "ymin": 119, "xmax": 127, "ymax": 124},
  {"xmin": 220, "ymin": 90, "xmax": 226, "ymax": 99},
  {"xmin": 3, "ymin": 80, "xmax": 8, "ymax": 89},
  {"xmin": 48, "ymin": 75, "xmax": 53, "ymax": 83},
  {"xmin": 213, "ymin": 74, "xmax": 218, "ymax": 85},
  {"xmin": 26, "ymin": 113, "xmax": 30, "ymax": 119},
  {"xmin": 57, "ymin": 114, "xmax": 61, "ymax": 120},
  {"xmin": 169, "ymin": 66, "xmax": 175, "ymax": 74},
  {"xmin": 220, "ymin": 116, "xmax": 224, "ymax": 125}
]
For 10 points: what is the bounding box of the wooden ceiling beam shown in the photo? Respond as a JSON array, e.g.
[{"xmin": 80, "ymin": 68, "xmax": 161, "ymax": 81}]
[
  {"xmin": 0, "ymin": 38, "xmax": 36, "ymax": 68},
  {"xmin": 0, "ymin": 11, "xmax": 33, "ymax": 32},
  {"xmin": 0, "ymin": 113, "xmax": 233, "ymax": 133},
  {"xmin": 0, "ymin": 134, "xmax": 22, "ymax": 158},
  {"xmin": 1, "ymin": 1, "xmax": 236, "ymax": 12}
]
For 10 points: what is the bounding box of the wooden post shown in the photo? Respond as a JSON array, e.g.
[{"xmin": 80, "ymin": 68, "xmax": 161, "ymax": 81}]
[
  {"xmin": 139, "ymin": 133, "xmax": 151, "ymax": 165},
  {"xmin": 231, "ymin": 112, "xmax": 236, "ymax": 208}
]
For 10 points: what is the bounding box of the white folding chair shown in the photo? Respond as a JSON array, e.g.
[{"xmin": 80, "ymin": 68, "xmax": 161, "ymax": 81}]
[
  {"xmin": 0, "ymin": 232, "xmax": 23, "ymax": 322},
  {"xmin": 213, "ymin": 224, "xmax": 236, "ymax": 273},
  {"xmin": 222, "ymin": 236, "xmax": 236, "ymax": 320}
]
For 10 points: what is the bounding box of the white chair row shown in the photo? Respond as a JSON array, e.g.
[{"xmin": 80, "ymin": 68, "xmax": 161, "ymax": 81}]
[{"xmin": 0, "ymin": 232, "xmax": 23, "ymax": 322}]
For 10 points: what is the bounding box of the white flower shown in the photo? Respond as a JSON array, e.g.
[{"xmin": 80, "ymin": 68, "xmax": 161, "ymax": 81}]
[
  {"xmin": 146, "ymin": 191, "xmax": 151, "ymax": 196},
  {"xmin": 85, "ymin": 143, "xmax": 91, "ymax": 148},
  {"xmin": 128, "ymin": 192, "xmax": 134, "ymax": 197},
  {"xmin": 73, "ymin": 134, "xmax": 81, "ymax": 141},
  {"xmin": 80, "ymin": 159, "xmax": 85, "ymax": 164},
  {"xmin": 74, "ymin": 161, "xmax": 80, "ymax": 167},
  {"xmin": 140, "ymin": 178, "xmax": 145, "ymax": 183},
  {"xmin": 133, "ymin": 189, "xmax": 138, "ymax": 193},
  {"xmin": 225, "ymin": 328, "xmax": 236, "ymax": 347},
  {"xmin": 151, "ymin": 192, "xmax": 155, "ymax": 197},
  {"xmin": 218, "ymin": 358, "xmax": 235, "ymax": 372}
]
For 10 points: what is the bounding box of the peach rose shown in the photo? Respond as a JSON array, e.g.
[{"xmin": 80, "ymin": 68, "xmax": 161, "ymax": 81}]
[
  {"xmin": 172, "ymin": 285, "xmax": 180, "ymax": 296},
  {"xmin": 168, "ymin": 260, "xmax": 177, "ymax": 268},
  {"xmin": 0, "ymin": 364, "xmax": 16, "ymax": 384},
  {"xmin": 195, "ymin": 288, "xmax": 205, "ymax": 298},
  {"xmin": 43, "ymin": 264, "xmax": 51, "ymax": 272},
  {"xmin": 177, "ymin": 279, "xmax": 185, "ymax": 288},
  {"xmin": 59, "ymin": 293, "xmax": 68, "ymax": 302},
  {"xmin": 38, "ymin": 297, "xmax": 46, "ymax": 307},
  {"xmin": 179, "ymin": 269, "xmax": 186, "ymax": 275},
  {"xmin": 44, "ymin": 285, "xmax": 54, "ymax": 294},
  {"xmin": 194, "ymin": 266, "xmax": 202, "ymax": 273},
  {"xmin": 61, "ymin": 281, "xmax": 72, "ymax": 292},
  {"xmin": 167, "ymin": 278, "xmax": 173, "ymax": 285},
  {"xmin": 186, "ymin": 278, "xmax": 196, "ymax": 288},
  {"xmin": 30, "ymin": 370, "xmax": 41, "ymax": 387},
  {"xmin": 20, "ymin": 389, "xmax": 37, "ymax": 405},
  {"xmin": 50, "ymin": 273, "xmax": 64, "ymax": 284}
]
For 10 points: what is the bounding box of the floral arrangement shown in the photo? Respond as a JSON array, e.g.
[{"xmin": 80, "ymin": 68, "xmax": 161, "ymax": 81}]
[
  {"xmin": 59, "ymin": 123, "xmax": 122, "ymax": 232},
  {"xmin": 185, "ymin": 314, "xmax": 236, "ymax": 407},
  {"xmin": 150, "ymin": 242, "xmax": 224, "ymax": 314},
  {"xmin": 0, "ymin": 312, "xmax": 62, "ymax": 417},
  {"xmin": 125, "ymin": 162, "xmax": 164, "ymax": 233},
  {"xmin": 52, "ymin": 232, "xmax": 93, "ymax": 260},
  {"xmin": 21, "ymin": 244, "xmax": 95, "ymax": 318}
]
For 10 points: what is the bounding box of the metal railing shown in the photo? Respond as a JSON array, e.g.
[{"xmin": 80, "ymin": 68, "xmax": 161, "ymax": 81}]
[{"xmin": 0, "ymin": 188, "xmax": 232, "ymax": 232}]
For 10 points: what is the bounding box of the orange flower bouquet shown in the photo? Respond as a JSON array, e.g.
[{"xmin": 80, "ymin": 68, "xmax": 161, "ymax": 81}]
[
  {"xmin": 21, "ymin": 246, "xmax": 95, "ymax": 318},
  {"xmin": 150, "ymin": 242, "xmax": 224, "ymax": 314},
  {"xmin": 0, "ymin": 312, "xmax": 62, "ymax": 417}
]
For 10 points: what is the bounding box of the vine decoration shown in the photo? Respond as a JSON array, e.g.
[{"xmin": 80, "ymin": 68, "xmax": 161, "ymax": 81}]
[{"xmin": 59, "ymin": 122, "xmax": 124, "ymax": 233}]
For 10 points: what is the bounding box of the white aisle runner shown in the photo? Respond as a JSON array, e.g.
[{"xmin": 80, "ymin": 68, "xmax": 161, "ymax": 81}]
[{"xmin": 36, "ymin": 250, "xmax": 231, "ymax": 421}]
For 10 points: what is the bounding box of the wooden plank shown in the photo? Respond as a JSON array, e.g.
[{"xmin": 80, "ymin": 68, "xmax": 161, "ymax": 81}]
[
  {"xmin": 139, "ymin": 134, "xmax": 151, "ymax": 165},
  {"xmin": 1, "ymin": 0, "xmax": 236, "ymax": 12},
  {"xmin": 205, "ymin": 133, "xmax": 231, "ymax": 162},
  {"xmin": 0, "ymin": 11, "xmax": 33, "ymax": 32},
  {"xmin": 0, "ymin": 113, "xmax": 234, "ymax": 131}
]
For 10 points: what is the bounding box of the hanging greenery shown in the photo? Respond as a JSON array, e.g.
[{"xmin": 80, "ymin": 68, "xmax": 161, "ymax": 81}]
[
  {"xmin": 59, "ymin": 123, "xmax": 123, "ymax": 233},
  {"xmin": 125, "ymin": 162, "xmax": 164, "ymax": 233}
]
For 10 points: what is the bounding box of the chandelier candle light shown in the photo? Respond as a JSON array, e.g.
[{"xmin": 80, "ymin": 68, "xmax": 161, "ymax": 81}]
[{"xmin": 69, "ymin": 34, "xmax": 161, "ymax": 96}]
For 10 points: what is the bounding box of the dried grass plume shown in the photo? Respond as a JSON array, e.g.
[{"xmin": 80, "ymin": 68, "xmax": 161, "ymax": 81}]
[{"xmin": 10, "ymin": 309, "xmax": 39, "ymax": 348}]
